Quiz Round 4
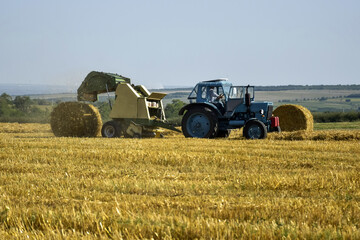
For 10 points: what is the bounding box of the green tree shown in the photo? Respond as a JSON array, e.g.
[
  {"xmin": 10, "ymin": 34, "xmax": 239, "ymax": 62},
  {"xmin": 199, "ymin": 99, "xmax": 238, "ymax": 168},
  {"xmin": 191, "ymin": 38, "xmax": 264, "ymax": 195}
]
[
  {"xmin": 164, "ymin": 99, "xmax": 187, "ymax": 125},
  {"xmin": 0, "ymin": 93, "xmax": 13, "ymax": 117},
  {"xmin": 0, "ymin": 99, "xmax": 12, "ymax": 116},
  {"xmin": 13, "ymin": 96, "xmax": 32, "ymax": 113},
  {"xmin": 165, "ymin": 99, "xmax": 186, "ymax": 119},
  {"xmin": 0, "ymin": 93, "xmax": 12, "ymax": 104}
]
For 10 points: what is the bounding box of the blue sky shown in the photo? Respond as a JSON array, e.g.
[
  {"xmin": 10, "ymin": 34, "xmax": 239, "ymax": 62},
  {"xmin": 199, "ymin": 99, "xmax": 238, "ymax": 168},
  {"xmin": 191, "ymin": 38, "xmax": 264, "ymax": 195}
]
[{"xmin": 1, "ymin": 0, "xmax": 359, "ymax": 89}]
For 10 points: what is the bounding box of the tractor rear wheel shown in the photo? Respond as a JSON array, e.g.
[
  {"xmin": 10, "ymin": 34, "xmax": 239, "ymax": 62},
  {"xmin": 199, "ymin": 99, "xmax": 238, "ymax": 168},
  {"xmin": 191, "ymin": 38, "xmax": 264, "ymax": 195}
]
[
  {"xmin": 101, "ymin": 121, "xmax": 121, "ymax": 138},
  {"xmin": 243, "ymin": 120, "xmax": 267, "ymax": 139},
  {"xmin": 182, "ymin": 107, "xmax": 218, "ymax": 138}
]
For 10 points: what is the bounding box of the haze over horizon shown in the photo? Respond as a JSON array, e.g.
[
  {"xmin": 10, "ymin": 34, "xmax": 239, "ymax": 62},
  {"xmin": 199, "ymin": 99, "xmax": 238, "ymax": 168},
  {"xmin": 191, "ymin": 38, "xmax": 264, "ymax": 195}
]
[{"xmin": 1, "ymin": 0, "xmax": 359, "ymax": 90}]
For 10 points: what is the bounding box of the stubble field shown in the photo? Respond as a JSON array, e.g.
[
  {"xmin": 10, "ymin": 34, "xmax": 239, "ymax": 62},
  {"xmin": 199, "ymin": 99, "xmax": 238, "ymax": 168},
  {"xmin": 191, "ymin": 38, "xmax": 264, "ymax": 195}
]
[{"xmin": 0, "ymin": 123, "xmax": 359, "ymax": 239}]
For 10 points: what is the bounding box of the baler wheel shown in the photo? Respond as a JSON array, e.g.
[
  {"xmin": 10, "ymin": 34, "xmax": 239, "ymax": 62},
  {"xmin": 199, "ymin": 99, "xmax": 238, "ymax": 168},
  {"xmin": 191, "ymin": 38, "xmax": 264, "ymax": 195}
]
[{"xmin": 101, "ymin": 121, "xmax": 121, "ymax": 138}]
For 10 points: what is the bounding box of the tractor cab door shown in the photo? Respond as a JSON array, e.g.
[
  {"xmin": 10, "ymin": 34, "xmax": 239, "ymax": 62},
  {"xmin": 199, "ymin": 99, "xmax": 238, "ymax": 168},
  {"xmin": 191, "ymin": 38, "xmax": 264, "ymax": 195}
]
[
  {"xmin": 226, "ymin": 87, "xmax": 244, "ymax": 113},
  {"xmin": 226, "ymin": 86, "xmax": 255, "ymax": 113}
]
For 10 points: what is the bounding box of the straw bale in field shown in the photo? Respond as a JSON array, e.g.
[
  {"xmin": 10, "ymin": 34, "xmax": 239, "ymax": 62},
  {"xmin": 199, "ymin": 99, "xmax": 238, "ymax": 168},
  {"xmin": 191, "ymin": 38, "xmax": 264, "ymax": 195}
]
[
  {"xmin": 273, "ymin": 104, "xmax": 313, "ymax": 132},
  {"xmin": 50, "ymin": 102, "xmax": 102, "ymax": 137}
]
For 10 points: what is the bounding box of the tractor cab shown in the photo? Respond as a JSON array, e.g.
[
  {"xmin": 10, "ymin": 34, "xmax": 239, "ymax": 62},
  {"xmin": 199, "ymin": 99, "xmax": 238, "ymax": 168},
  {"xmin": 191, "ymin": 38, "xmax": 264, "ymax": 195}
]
[
  {"xmin": 187, "ymin": 79, "xmax": 232, "ymax": 104},
  {"xmin": 187, "ymin": 80, "xmax": 256, "ymax": 115},
  {"xmin": 226, "ymin": 85, "xmax": 254, "ymax": 113}
]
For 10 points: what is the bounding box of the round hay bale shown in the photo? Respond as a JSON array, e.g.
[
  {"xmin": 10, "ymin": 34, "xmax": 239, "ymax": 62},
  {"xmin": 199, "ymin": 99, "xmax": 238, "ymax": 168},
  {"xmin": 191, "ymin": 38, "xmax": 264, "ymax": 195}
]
[
  {"xmin": 273, "ymin": 104, "xmax": 313, "ymax": 132},
  {"xmin": 50, "ymin": 102, "xmax": 102, "ymax": 137}
]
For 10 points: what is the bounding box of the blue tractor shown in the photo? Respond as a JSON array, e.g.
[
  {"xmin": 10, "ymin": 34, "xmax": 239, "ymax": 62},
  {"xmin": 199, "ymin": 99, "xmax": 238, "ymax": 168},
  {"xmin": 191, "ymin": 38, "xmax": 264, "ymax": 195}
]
[{"xmin": 179, "ymin": 79, "xmax": 280, "ymax": 139}]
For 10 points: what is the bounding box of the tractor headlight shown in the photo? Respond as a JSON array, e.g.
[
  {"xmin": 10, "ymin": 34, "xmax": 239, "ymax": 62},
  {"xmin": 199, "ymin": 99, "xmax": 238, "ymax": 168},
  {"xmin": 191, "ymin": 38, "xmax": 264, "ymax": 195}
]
[{"xmin": 259, "ymin": 109, "xmax": 264, "ymax": 115}]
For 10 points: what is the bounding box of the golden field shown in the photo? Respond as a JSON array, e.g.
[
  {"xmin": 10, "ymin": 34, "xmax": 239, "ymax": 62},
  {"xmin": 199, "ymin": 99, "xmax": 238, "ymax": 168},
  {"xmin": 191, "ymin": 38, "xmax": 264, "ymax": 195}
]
[{"xmin": 0, "ymin": 123, "xmax": 359, "ymax": 239}]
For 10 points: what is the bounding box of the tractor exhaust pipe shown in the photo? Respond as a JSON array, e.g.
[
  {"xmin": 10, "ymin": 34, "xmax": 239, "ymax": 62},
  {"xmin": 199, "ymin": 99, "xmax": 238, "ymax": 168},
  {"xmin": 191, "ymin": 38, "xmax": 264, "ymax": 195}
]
[{"xmin": 245, "ymin": 85, "xmax": 251, "ymax": 107}]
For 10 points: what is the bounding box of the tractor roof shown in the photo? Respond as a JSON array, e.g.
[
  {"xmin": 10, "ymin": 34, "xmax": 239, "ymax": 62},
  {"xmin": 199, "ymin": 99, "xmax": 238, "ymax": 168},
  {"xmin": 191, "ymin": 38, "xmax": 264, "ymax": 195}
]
[
  {"xmin": 202, "ymin": 78, "xmax": 228, "ymax": 82},
  {"xmin": 197, "ymin": 79, "xmax": 232, "ymax": 88}
]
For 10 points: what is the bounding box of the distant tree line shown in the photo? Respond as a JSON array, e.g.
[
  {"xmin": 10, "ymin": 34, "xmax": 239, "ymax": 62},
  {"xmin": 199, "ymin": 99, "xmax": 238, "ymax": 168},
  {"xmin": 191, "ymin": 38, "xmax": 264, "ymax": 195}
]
[
  {"xmin": 151, "ymin": 84, "xmax": 360, "ymax": 94},
  {"xmin": 278, "ymin": 95, "xmax": 350, "ymax": 103},
  {"xmin": 150, "ymin": 88, "xmax": 192, "ymax": 92},
  {"xmin": 313, "ymin": 112, "xmax": 360, "ymax": 123},
  {"xmin": 255, "ymin": 84, "xmax": 360, "ymax": 91},
  {"xmin": 347, "ymin": 94, "xmax": 360, "ymax": 98},
  {"xmin": 164, "ymin": 92, "xmax": 189, "ymax": 99},
  {"xmin": 154, "ymin": 84, "xmax": 360, "ymax": 92},
  {"xmin": 0, "ymin": 93, "xmax": 52, "ymax": 123}
]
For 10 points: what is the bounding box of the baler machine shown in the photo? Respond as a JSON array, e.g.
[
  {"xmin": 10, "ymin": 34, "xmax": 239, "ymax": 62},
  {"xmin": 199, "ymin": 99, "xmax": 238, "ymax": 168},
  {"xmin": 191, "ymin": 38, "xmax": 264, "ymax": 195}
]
[{"xmin": 77, "ymin": 71, "xmax": 180, "ymax": 138}]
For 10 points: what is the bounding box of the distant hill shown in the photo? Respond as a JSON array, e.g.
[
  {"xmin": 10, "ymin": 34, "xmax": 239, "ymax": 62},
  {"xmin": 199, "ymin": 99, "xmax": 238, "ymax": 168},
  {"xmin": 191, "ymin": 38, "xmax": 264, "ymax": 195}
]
[
  {"xmin": 1, "ymin": 83, "xmax": 360, "ymax": 97},
  {"xmin": 0, "ymin": 83, "xmax": 76, "ymax": 96},
  {"xmin": 152, "ymin": 84, "xmax": 360, "ymax": 92},
  {"xmin": 254, "ymin": 84, "xmax": 360, "ymax": 91}
]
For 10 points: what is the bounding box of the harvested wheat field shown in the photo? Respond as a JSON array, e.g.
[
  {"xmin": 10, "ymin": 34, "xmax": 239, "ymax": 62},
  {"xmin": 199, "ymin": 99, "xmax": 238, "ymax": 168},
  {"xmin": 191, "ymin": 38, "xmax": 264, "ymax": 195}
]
[{"xmin": 0, "ymin": 123, "xmax": 359, "ymax": 239}]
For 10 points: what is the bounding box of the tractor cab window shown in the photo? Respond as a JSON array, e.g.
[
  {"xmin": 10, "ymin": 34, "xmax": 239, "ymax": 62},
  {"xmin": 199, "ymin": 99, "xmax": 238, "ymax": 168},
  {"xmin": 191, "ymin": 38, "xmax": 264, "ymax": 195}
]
[
  {"xmin": 223, "ymin": 85, "xmax": 231, "ymax": 97},
  {"xmin": 201, "ymin": 86, "xmax": 207, "ymax": 99},
  {"xmin": 229, "ymin": 87, "xmax": 244, "ymax": 99},
  {"xmin": 247, "ymin": 87, "xmax": 254, "ymax": 100},
  {"xmin": 200, "ymin": 86, "xmax": 225, "ymax": 102},
  {"xmin": 229, "ymin": 86, "xmax": 254, "ymax": 100},
  {"xmin": 218, "ymin": 87, "xmax": 224, "ymax": 95}
]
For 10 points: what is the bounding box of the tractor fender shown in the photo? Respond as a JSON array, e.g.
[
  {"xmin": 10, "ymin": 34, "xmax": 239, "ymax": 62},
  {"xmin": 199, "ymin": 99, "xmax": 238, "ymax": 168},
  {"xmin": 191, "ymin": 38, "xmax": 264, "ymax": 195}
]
[
  {"xmin": 179, "ymin": 103, "xmax": 222, "ymax": 116},
  {"xmin": 245, "ymin": 118, "xmax": 259, "ymax": 123},
  {"xmin": 245, "ymin": 118, "xmax": 269, "ymax": 127}
]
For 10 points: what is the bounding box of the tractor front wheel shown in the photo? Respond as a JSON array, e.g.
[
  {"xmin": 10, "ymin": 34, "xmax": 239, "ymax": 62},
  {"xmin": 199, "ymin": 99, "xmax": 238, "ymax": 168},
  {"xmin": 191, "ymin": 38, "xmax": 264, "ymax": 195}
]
[
  {"xmin": 182, "ymin": 107, "xmax": 218, "ymax": 138},
  {"xmin": 101, "ymin": 121, "xmax": 121, "ymax": 138},
  {"xmin": 243, "ymin": 120, "xmax": 267, "ymax": 139}
]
